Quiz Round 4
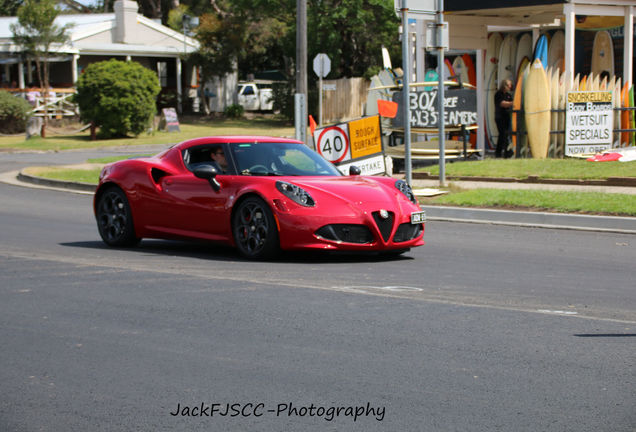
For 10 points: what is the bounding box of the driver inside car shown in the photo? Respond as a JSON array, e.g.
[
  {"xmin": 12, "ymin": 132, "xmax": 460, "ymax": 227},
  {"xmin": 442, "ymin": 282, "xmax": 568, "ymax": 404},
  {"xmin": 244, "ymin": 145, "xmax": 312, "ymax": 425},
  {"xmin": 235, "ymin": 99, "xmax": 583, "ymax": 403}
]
[{"xmin": 209, "ymin": 147, "xmax": 228, "ymax": 173}]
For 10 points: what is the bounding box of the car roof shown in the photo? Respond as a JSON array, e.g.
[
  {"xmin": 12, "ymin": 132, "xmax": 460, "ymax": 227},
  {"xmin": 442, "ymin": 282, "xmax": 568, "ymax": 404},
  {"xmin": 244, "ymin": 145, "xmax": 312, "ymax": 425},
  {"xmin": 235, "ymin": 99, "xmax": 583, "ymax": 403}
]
[{"xmin": 174, "ymin": 136, "xmax": 304, "ymax": 151}]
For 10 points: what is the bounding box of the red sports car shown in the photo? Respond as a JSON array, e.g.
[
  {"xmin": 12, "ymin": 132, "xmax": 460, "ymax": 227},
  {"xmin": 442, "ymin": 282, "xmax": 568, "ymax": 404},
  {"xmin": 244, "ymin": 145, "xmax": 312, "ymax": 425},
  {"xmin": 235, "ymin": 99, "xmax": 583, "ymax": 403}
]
[{"xmin": 94, "ymin": 136, "xmax": 425, "ymax": 259}]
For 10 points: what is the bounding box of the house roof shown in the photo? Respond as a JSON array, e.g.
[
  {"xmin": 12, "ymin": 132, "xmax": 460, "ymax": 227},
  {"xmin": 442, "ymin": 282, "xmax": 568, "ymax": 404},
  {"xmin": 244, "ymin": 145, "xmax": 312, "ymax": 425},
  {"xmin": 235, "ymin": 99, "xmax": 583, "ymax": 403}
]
[{"xmin": 0, "ymin": 8, "xmax": 198, "ymax": 57}]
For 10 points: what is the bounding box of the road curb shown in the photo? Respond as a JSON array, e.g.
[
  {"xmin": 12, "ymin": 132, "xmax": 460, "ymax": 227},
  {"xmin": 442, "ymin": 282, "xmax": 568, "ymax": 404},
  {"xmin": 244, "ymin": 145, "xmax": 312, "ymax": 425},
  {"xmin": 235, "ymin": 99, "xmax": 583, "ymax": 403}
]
[
  {"xmin": 414, "ymin": 172, "xmax": 636, "ymax": 187},
  {"xmin": 17, "ymin": 171, "xmax": 97, "ymax": 192},
  {"xmin": 421, "ymin": 205, "xmax": 636, "ymax": 234}
]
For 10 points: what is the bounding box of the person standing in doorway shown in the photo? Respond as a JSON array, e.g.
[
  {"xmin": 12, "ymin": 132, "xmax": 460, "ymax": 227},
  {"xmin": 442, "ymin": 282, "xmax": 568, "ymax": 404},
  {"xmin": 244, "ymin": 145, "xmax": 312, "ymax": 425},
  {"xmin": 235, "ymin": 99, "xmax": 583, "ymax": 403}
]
[{"xmin": 495, "ymin": 79, "xmax": 514, "ymax": 158}]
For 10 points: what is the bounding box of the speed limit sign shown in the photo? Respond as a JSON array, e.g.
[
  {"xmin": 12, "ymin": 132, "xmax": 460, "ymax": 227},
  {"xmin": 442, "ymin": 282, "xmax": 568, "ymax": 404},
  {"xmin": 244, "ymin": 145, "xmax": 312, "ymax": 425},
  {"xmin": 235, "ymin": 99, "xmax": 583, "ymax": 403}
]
[{"xmin": 315, "ymin": 125, "xmax": 350, "ymax": 163}]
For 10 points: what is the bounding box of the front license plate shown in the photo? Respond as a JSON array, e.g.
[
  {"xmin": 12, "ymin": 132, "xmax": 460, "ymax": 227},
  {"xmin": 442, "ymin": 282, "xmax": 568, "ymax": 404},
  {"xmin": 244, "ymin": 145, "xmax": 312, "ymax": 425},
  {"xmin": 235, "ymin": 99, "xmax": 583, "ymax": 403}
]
[{"xmin": 410, "ymin": 211, "xmax": 426, "ymax": 224}]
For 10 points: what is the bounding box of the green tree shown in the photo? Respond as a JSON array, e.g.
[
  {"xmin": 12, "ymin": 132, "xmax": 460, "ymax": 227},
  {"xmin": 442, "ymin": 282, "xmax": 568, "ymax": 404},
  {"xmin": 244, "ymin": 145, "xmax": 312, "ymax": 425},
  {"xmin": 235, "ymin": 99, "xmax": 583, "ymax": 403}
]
[
  {"xmin": 0, "ymin": 0, "xmax": 22, "ymax": 16},
  {"xmin": 308, "ymin": 0, "xmax": 400, "ymax": 78},
  {"xmin": 75, "ymin": 59, "xmax": 161, "ymax": 138},
  {"xmin": 11, "ymin": 0, "xmax": 72, "ymax": 135}
]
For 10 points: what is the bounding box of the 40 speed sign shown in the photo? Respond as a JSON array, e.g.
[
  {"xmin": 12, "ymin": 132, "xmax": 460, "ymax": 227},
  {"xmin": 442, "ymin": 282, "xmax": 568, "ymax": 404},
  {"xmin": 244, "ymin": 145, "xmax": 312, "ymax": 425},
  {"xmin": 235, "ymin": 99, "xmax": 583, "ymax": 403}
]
[{"xmin": 315, "ymin": 124, "xmax": 350, "ymax": 163}]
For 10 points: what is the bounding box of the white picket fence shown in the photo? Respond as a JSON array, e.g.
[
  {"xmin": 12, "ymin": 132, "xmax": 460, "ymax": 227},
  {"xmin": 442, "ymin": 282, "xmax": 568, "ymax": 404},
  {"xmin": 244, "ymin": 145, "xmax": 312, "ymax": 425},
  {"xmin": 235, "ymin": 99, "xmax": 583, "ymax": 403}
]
[{"xmin": 10, "ymin": 88, "xmax": 78, "ymax": 118}]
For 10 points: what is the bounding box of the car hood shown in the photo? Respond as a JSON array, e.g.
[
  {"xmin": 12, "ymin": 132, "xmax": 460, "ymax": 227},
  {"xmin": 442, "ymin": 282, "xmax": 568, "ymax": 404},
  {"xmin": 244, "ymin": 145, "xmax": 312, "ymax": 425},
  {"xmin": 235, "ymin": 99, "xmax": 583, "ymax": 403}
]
[{"xmin": 284, "ymin": 176, "xmax": 406, "ymax": 208}]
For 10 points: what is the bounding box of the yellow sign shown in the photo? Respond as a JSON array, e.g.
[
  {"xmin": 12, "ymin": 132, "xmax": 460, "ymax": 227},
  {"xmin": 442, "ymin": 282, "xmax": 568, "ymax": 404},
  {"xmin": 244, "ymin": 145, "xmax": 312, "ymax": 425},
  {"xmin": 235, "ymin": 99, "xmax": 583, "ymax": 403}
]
[
  {"xmin": 567, "ymin": 91, "xmax": 612, "ymax": 103},
  {"xmin": 349, "ymin": 116, "xmax": 382, "ymax": 159}
]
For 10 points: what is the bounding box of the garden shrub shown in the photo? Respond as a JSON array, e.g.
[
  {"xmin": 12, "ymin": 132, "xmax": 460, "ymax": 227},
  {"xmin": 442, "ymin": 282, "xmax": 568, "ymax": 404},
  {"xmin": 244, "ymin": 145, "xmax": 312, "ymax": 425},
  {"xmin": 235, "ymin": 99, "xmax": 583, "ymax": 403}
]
[
  {"xmin": 224, "ymin": 103, "xmax": 244, "ymax": 118},
  {"xmin": 0, "ymin": 90, "xmax": 32, "ymax": 134},
  {"xmin": 75, "ymin": 59, "xmax": 160, "ymax": 138}
]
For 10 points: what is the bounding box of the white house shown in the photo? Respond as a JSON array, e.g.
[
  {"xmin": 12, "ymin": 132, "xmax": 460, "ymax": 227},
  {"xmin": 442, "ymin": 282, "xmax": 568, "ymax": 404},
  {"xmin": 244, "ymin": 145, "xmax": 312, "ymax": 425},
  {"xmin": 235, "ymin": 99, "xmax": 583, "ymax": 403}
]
[{"xmin": 0, "ymin": 0, "xmax": 203, "ymax": 113}]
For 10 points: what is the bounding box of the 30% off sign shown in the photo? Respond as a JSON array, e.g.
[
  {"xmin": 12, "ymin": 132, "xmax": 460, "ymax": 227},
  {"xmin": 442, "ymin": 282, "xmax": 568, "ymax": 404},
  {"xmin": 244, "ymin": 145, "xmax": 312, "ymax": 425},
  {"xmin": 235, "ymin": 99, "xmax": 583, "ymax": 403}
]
[{"xmin": 315, "ymin": 125, "xmax": 350, "ymax": 163}]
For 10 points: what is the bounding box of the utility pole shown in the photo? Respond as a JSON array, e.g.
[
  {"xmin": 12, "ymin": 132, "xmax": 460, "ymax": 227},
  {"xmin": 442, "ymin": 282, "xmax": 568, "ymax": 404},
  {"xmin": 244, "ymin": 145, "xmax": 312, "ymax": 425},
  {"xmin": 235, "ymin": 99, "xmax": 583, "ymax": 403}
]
[{"xmin": 295, "ymin": 0, "xmax": 308, "ymax": 144}]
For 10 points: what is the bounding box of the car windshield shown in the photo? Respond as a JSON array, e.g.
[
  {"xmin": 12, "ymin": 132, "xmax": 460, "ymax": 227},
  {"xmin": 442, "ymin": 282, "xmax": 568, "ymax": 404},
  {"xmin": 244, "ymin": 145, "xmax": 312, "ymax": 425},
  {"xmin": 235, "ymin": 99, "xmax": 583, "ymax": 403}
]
[{"xmin": 229, "ymin": 142, "xmax": 342, "ymax": 176}]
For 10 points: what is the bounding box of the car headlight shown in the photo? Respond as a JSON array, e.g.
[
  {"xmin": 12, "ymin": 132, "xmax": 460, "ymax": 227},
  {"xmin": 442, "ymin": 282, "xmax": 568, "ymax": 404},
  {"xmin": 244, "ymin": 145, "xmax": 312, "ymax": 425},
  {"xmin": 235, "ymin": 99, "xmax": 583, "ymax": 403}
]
[
  {"xmin": 276, "ymin": 181, "xmax": 315, "ymax": 207},
  {"xmin": 395, "ymin": 180, "xmax": 417, "ymax": 204}
]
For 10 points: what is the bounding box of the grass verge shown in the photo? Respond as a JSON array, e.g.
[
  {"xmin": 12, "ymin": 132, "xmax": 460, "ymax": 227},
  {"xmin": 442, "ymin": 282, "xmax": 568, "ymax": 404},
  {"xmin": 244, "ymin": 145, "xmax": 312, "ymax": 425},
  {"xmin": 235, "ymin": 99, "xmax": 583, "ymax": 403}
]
[
  {"xmin": 420, "ymin": 159, "xmax": 636, "ymax": 180},
  {"xmin": 0, "ymin": 116, "xmax": 296, "ymax": 152},
  {"xmin": 421, "ymin": 188, "xmax": 636, "ymax": 216}
]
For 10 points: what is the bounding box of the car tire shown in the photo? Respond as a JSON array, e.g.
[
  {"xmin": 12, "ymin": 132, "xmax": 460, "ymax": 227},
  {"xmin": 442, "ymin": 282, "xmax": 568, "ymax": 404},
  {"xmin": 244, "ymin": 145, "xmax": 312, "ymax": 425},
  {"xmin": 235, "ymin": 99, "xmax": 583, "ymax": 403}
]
[
  {"xmin": 96, "ymin": 186, "xmax": 140, "ymax": 247},
  {"xmin": 232, "ymin": 196, "xmax": 279, "ymax": 260}
]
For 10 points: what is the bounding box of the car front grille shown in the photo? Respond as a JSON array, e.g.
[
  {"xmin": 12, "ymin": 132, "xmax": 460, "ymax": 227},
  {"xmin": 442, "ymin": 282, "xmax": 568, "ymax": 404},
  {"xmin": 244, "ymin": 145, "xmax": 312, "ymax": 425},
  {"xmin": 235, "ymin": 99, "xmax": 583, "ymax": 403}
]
[
  {"xmin": 372, "ymin": 211, "xmax": 394, "ymax": 242},
  {"xmin": 315, "ymin": 224, "xmax": 374, "ymax": 244},
  {"xmin": 393, "ymin": 222, "xmax": 423, "ymax": 243}
]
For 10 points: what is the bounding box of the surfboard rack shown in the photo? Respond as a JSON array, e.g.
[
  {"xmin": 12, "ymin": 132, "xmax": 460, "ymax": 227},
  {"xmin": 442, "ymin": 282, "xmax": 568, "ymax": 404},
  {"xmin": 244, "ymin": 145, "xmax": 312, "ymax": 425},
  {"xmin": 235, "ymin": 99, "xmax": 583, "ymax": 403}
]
[{"xmin": 386, "ymin": 124, "xmax": 481, "ymax": 162}]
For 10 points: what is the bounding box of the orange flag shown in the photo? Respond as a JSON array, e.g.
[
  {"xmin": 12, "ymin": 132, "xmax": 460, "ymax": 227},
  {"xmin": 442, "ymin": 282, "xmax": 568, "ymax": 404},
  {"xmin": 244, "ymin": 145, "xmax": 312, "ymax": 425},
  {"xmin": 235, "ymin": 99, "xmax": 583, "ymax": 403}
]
[
  {"xmin": 309, "ymin": 115, "xmax": 317, "ymax": 134},
  {"xmin": 377, "ymin": 99, "xmax": 398, "ymax": 118}
]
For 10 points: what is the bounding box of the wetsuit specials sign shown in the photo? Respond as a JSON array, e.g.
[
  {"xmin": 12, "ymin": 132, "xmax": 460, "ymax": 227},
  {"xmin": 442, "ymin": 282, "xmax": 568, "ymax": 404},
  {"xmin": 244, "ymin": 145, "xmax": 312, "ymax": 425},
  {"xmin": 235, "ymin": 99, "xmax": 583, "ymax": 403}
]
[{"xmin": 565, "ymin": 91, "xmax": 613, "ymax": 155}]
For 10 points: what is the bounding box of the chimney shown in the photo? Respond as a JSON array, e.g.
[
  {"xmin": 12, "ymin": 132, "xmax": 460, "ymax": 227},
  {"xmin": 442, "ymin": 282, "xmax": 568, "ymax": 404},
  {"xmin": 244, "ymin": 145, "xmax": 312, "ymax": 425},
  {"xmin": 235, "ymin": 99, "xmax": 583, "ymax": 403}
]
[{"xmin": 114, "ymin": 0, "xmax": 139, "ymax": 44}]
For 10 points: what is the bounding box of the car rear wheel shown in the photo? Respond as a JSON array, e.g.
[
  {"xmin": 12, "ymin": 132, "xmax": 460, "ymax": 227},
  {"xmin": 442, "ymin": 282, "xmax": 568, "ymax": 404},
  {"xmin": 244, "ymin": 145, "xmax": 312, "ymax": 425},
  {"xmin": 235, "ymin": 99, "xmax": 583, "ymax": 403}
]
[
  {"xmin": 96, "ymin": 186, "xmax": 139, "ymax": 247},
  {"xmin": 232, "ymin": 196, "xmax": 279, "ymax": 259}
]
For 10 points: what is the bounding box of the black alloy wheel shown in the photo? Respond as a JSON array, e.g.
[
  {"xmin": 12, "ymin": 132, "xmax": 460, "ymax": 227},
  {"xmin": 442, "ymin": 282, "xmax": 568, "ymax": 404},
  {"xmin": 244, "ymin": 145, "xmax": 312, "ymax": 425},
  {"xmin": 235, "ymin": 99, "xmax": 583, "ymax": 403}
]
[
  {"xmin": 232, "ymin": 196, "xmax": 279, "ymax": 259},
  {"xmin": 96, "ymin": 186, "xmax": 139, "ymax": 247}
]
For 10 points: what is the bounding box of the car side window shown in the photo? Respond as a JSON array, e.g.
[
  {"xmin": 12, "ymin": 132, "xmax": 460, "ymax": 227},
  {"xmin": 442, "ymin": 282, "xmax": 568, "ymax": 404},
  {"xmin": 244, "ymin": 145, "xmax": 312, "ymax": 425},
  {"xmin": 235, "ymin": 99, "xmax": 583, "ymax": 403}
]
[{"xmin": 183, "ymin": 146, "xmax": 231, "ymax": 174}]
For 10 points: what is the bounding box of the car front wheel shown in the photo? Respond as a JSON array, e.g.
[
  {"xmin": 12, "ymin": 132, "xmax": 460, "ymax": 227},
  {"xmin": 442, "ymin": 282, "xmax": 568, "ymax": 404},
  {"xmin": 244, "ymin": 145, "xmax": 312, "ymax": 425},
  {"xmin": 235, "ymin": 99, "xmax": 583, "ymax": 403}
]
[{"xmin": 232, "ymin": 196, "xmax": 279, "ymax": 259}]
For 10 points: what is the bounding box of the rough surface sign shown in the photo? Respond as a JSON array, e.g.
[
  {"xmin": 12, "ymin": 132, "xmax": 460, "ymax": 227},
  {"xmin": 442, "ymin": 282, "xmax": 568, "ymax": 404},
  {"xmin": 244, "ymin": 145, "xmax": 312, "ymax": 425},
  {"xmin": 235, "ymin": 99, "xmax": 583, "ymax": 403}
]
[{"xmin": 565, "ymin": 91, "xmax": 613, "ymax": 156}]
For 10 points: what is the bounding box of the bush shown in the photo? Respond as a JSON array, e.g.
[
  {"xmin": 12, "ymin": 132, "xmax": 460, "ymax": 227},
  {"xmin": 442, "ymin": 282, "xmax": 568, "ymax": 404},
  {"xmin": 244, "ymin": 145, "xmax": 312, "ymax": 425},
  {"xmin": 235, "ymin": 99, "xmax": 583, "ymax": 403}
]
[
  {"xmin": 0, "ymin": 90, "xmax": 32, "ymax": 134},
  {"xmin": 75, "ymin": 59, "xmax": 160, "ymax": 138},
  {"xmin": 224, "ymin": 103, "xmax": 244, "ymax": 118}
]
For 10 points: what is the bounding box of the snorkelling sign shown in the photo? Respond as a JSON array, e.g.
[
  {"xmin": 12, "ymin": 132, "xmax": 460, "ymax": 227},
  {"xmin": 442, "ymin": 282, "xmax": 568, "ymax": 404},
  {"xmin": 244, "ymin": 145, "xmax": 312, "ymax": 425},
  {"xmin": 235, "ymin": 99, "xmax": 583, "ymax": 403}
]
[{"xmin": 313, "ymin": 115, "xmax": 386, "ymax": 175}]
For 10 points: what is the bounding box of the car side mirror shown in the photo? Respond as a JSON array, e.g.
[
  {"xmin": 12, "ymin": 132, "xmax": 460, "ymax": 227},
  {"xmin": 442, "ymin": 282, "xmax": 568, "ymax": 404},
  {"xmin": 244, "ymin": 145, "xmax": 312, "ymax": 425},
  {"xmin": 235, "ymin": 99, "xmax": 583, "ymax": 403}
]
[
  {"xmin": 349, "ymin": 165, "xmax": 361, "ymax": 176},
  {"xmin": 193, "ymin": 165, "xmax": 221, "ymax": 191}
]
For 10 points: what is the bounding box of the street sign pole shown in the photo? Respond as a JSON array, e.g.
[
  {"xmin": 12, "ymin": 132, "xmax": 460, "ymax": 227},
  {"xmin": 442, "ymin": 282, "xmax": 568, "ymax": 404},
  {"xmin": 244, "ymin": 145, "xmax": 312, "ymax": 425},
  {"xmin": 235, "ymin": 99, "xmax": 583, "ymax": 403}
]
[
  {"xmin": 313, "ymin": 54, "xmax": 331, "ymax": 127},
  {"xmin": 437, "ymin": 0, "xmax": 445, "ymax": 187},
  {"xmin": 401, "ymin": 0, "xmax": 413, "ymax": 186},
  {"xmin": 319, "ymin": 75, "xmax": 323, "ymax": 126}
]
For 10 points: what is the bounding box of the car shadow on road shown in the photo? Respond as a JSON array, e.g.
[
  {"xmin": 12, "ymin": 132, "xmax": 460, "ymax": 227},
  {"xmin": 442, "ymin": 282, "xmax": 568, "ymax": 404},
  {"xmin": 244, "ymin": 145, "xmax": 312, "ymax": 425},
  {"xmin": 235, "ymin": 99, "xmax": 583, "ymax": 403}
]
[{"xmin": 60, "ymin": 240, "xmax": 415, "ymax": 264}]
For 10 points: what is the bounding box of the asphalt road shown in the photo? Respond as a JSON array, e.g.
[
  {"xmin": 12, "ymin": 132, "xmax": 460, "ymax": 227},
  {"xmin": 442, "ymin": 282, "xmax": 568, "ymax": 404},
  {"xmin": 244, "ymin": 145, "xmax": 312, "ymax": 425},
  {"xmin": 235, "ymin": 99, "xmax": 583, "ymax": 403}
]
[{"xmin": 1, "ymin": 177, "xmax": 635, "ymax": 431}]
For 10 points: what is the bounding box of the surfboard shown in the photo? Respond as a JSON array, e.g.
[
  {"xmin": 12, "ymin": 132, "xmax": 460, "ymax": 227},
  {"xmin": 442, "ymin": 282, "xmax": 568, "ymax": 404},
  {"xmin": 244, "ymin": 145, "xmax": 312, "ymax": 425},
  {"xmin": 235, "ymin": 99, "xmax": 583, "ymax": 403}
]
[
  {"xmin": 452, "ymin": 56, "xmax": 470, "ymax": 87},
  {"xmin": 444, "ymin": 58, "xmax": 456, "ymax": 83},
  {"xmin": 613, "ymin": 77, "xmax": 621, "ymax": 147},
  {"xmin": 533, "ymin": 34, "xmax": 548, "ymax": 69},
  {"xmin": 549, "ymin": 67, "xmax": 559, "ymax": 157},
  {"xmin": 382, "ymin": 46, "xmax": 392, "ymax": 69},
  {"xmin": 621, "ymin": 81, "xmax": 630, "ymax": 145},
  {"xmin": 524, "ymin": 59, "xmax": 551, "ymax": 159},
  {"xmin": 587, "ymin": 147, "xmax": 636, "ymax": 162},
  {"xmin": 511, "ymin": 65, "xmax": 526, "ymax": 157},
  {"xmin": 630, "ymin": 84, "xmax": 635, "ymax": 145},
  {"xmin": 423, "ymin": 69, "xmax": 438, "ymax": 91},
  {"xmin": 556, "ymin": 71, "xmax": 568, "ymax": 157},
  {"xmin": 591, "ymin": 30, "xmax": 615, "ymax": 77},
  {"xmin": 573, "ymin": 73, "xmax": 580, "ymax": 91},
  {"xmin": 485, "ymin": 32, "xmax": 503, "ymax": 150},
  {"xmin": 515, "ymin": 33, "xmax": 533, "ymax": 77},
  {"xmin": 590, "ymin": 73, "xmax": 600, "ymax": 91},
  {"xmin": 498, "ymin": 34, "xmax": 518, "ymax": 87},
  {"xmin": 462, "ymin": 54, "xmax": 476, "ymax": 87},
  {"xmin": 580, "ymin": 74, "xmax": 588, "ymax": 91},
  {"xmin": 516, "ymin": 56, "xmax": 530, "ymax": 80},
  {"xmin": 548, "ymin": 30, "xmax": 565, "ymax": 72}
]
